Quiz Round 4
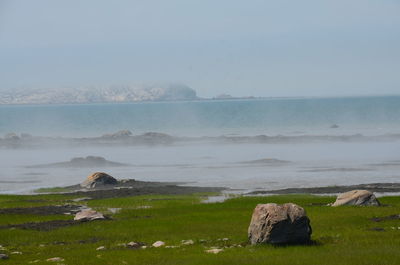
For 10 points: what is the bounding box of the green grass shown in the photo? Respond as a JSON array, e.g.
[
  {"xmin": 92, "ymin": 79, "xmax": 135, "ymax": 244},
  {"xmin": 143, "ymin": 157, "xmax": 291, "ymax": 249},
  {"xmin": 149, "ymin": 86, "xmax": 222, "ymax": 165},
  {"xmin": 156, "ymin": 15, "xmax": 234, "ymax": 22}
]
[
  {"xmin": 34, "ymin": 186, "xmax": 72, "ymax": 193},
  {"xmin": 0, "ymin": 193, "xmax": 399, "ymax": 264}
]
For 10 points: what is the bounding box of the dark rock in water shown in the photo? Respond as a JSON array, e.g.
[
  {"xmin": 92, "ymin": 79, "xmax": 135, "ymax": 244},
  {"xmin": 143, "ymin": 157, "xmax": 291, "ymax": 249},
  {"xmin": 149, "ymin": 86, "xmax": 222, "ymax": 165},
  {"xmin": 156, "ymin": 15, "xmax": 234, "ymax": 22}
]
[
  {"xmin": 332, "ymin": 190, "xmax": 380, "ymax": 206},
  {"xmin": 240, "ymin": 158, "xmax": 291, "ymax": 165},
  {"xmin": 68, "ymin": 156, "xmax": 126, "ymax": 167},
  {"xmin": 101, "ymin": 130, "xmax": 132, "ymax": 139},
  {"xmin": 20, "ymin": 133, "xmax": 33, "ymax": 139},
  {"xmin": 28, "ymin": 156, "xmax": 128, "ymax": 168},
  {"xmin": 248, "ymin": 203, "xmax": 312, "ymax": 245},
  {"xmin": 4, "ymin": 133, "xmax": 20, "ymax": 140},
  {"xmin": 80, "ymin": 172, "xmax": 118, "ymax": 189},
  {"xmin": 137, "ymin": 132, "xmax": 174, "ymax": 144},
  {"xmin": 330, "ymin": 124, "xmax": 339, "ymax": 128}
]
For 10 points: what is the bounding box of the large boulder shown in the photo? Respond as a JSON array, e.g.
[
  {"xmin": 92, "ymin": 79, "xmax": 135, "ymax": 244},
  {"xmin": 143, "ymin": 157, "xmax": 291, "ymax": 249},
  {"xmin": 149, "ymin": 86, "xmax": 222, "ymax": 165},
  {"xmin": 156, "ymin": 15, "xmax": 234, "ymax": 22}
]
[
  {"xmin": 80, "ymin": 172, "xmax": 117, "ymax": 189},
  {"xmin": 248, "ymin": 203, "xmax": 312, "ymax": 245},
  {"xmin": 332, "ymin": 190, "xmax": 380, "ymax": 206}
]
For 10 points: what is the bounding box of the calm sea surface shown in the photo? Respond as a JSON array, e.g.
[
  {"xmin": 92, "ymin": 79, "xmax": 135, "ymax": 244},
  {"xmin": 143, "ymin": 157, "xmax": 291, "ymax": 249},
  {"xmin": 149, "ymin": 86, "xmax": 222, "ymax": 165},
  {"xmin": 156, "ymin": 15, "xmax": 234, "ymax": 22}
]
[{"xmin": 1, "ymin": 96, "xmax": 400, "ymax": 137}]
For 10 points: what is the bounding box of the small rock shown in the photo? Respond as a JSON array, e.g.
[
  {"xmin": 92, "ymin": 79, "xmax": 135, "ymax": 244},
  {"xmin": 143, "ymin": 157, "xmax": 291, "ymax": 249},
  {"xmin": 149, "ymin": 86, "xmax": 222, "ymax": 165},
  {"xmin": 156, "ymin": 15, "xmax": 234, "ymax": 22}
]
[
  {"xmin": 127, "ymin": 242, "xmax": 140, "ymax": 249},
  {"xmin": 0, "ymin": 254, "xmax": 9, "ymax": 260},
  {"xmin": 181, "ymin": 239, "xmax": 194, "ymax": 245},
  {"xmin": 46, "ymin": 257, "xmax": 64, "ymax": 262},
  {"xmin": 74, "ymin": 209, "xmax": 105, "ymax": 221},
  {"xmin": 332, "ymin": 190, "xmax": 380, "ymax": 206},
  {"xmin": 96, "ymin": 246, "xmax": 106, "ymax": 251},
  {"xmin": 222, "ymin": 238, "xmax": 229, "ymax": 241},
  {"xmin": 29, "ymin": 260, "xmax": 40, "ymax": 263},
  {"xmin": 4, "ymin": 133, "xmax": 20, "ymax": 140},
  {"xmin": 11, "ymin": 251, "xmax": 22, "ymax": 255},
  {"xmin": 101, "ymin": 130, "xmax": 133, "ymax": 139},
  {"xmin": 206, "ymin": 248, "xmax": 224, "ymax": 254},
  {"xmin": 152, "ymin": 241, "xmax": 165, "ymax": 248},
  {"xmin": 165, "ymin": 246, "xmax": 179, "ymax": 248},
  {"xmin": 330, "ymin": 124, "xmax": 339, "ymax": 129},
  {"xmin": 39, "ymin": 244, "xmax": 46, "ymax": 247},
  {"xmin": 117, "ymin": 243, "xmax": 127, "ymax": 247},
  {"xmin": 141, "ymin": 246, "xmax": 147, "ymax": 249},
  {"xmin": 21, "ymin": 133, "xmax": 32, "ymax": 139}
]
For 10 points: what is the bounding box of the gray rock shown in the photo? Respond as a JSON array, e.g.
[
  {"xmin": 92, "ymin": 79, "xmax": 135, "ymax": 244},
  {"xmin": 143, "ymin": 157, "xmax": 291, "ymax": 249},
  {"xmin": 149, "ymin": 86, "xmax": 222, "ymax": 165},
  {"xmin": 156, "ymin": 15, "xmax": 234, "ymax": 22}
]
[
  {"xmin": 152, "ymin": 241, "xmax": 165, "ymax": 247},
  {"xmin": 101, "ymin": 130, "xmax": 132, "ymax": 139},
  {"xmin": 248, "ymin": 203, "xmax": 312, "ymax": 244},
  {"xmin": 332, "ymin": 190, "xmax": 380, "ymax": 206},
  {"xmin": 80, "ymin": 172, "xmax": 117, "ymax": 189},
  {"xmin": 0, "ymin": 254, "xmax": 9, "ymax": 260},
  {"xmin": 74, "ymin": 209, "xmax": 105, "ymax": 221},
  {"xmin": 127, "ymin": 242, "xmax": 141, "ymax": 248}
]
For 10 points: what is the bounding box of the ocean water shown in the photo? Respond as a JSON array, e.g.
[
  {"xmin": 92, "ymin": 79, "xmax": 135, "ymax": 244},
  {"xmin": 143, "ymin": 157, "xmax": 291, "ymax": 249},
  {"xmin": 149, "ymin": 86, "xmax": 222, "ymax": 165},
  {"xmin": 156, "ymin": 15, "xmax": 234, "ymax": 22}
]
[
  {"xmin": 1, "ymin": 96, "xmax": 400, "ymax": 193},
  {"xmin": 1, "ymin": 96, "xmax": 400, "ymax": 137}
]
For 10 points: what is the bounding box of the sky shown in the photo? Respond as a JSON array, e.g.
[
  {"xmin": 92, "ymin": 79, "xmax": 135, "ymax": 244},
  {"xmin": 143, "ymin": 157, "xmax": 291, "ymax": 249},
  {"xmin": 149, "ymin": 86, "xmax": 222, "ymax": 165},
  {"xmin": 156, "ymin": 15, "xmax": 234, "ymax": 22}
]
[{"xmin": 0, "ymin": 0, "xmax": 399, "ymax": 98}]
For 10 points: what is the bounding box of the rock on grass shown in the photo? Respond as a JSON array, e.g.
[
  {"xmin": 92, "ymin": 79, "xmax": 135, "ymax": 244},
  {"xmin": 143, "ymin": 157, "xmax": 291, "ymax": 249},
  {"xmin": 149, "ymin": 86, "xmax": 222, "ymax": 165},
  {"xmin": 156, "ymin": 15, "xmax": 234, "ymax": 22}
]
[
  {"xmin": 152, "ymin": 241, "xmax": 165, "ymax": 247},
  {"xmin": 332, "ymin": 190, "xmax": 380, "ymax": 206},
  {"xmin": 248, "ymin": 203, "xmax": 312, "ymax": 245}
]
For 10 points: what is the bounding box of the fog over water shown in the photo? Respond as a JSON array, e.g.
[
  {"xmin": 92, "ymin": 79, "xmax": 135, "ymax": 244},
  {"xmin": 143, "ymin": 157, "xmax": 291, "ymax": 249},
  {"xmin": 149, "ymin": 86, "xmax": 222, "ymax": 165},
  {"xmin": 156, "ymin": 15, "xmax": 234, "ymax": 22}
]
[{"xmin": 1, "ymin": 97, "xmax": 400, "ymax": 193}]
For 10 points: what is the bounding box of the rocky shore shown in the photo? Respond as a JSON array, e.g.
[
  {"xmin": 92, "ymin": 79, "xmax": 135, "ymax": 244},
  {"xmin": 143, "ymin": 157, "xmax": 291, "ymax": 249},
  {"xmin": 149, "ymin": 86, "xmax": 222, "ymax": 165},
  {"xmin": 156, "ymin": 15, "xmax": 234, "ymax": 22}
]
[{"xmin": 248, "ymin": 183, "xmax": 400, "ymax": 195}]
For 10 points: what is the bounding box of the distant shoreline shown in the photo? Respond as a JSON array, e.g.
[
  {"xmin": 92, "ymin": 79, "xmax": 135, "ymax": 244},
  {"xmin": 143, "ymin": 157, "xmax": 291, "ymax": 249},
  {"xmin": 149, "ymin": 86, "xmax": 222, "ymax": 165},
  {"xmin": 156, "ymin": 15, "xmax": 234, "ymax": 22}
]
[{"xmin": 1, "ymin": 94, "xmax": 400, "ymax": 106}]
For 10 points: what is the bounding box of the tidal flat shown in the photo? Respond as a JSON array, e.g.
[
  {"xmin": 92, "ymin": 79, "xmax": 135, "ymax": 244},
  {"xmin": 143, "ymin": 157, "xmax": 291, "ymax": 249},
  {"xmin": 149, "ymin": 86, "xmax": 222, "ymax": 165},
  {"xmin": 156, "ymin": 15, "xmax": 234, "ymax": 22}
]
[{"xmin": 0, "ymin": 190, "xmax": 400, "ymax": 265}]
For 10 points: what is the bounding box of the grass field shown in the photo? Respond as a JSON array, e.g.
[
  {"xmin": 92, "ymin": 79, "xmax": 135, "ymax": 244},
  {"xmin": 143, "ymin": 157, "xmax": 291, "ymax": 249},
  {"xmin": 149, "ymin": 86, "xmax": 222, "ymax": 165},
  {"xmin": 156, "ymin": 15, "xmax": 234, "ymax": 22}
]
[{"xmin": 0, "ymin": 192, "xmax": 399, "ymax": 264}]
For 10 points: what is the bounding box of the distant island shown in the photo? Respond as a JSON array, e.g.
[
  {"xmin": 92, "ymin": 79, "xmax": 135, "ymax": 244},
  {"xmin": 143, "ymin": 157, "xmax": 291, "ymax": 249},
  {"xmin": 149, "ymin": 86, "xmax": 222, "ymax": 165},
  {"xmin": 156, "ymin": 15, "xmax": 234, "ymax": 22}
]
[
  {"xmin": 0, "ymin": 84, "xmax": 199, "ymax": 105},
  {"xmin": 0, "ymin": 84, "xmax": 262, "ymax": 105}
]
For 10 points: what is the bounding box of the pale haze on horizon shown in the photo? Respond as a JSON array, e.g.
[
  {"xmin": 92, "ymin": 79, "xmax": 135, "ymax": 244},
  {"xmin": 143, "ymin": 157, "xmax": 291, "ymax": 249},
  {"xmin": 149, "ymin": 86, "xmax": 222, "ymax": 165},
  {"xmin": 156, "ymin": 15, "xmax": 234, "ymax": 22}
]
[{"xmin": 0, "ymin": 0, "xmax": 399, "ymax": 98}]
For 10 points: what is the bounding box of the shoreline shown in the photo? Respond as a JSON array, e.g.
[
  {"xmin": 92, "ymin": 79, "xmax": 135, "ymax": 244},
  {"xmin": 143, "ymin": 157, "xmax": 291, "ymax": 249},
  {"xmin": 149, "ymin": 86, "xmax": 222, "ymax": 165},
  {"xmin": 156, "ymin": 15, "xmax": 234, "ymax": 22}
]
[
  {"xmin": 3, "ymin": 180, "xmax": 400, "ymax": 198},
  {"xmin": 248, "ymin": 182, "xmax": 400, "ymax": 195}
]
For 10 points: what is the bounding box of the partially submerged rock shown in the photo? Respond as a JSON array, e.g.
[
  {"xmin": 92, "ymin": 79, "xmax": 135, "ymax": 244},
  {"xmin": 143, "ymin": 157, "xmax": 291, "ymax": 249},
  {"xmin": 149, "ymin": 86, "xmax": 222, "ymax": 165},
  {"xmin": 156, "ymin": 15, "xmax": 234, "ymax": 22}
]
[
  {"xmin": 332, "ymin": 190, "xmax": 380, "ymax": 206},
  {"xmin": 4, "ymin": 132, "xmax": 20, "ymax": 140},
  {"xmin": 80, "ymin": 172, "xmax": 118, "ymax": 189},
  {"xmin": 101, "ymin": 130, "xmax": 133, "ymax": 139},
  {"xmin": 74, "ymin": 209, "xmax": 105, "ymax": 221},
  {"xmin": 30, "ymin": 156, "xmax": 128, "ymax": 168},
  {"xmin": 248, "ymin": 203, "xmax": 312, "ymax": 244}
]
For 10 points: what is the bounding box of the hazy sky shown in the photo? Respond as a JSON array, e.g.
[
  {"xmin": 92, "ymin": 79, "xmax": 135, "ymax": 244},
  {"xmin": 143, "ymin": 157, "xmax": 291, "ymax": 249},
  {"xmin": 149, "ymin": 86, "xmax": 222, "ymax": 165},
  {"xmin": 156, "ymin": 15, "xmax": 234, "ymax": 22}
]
[{"xmin": 0, "ymin": 0, "xmax": 399, "ymax": 98}]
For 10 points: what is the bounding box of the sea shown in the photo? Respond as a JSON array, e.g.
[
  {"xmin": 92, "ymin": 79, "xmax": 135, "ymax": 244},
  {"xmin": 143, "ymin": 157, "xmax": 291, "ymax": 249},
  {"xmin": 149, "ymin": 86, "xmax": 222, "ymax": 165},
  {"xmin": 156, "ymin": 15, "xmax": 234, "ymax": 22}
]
[{"xmin": 1, "ymin": 96, "xmax": 400, "ymax": 194}]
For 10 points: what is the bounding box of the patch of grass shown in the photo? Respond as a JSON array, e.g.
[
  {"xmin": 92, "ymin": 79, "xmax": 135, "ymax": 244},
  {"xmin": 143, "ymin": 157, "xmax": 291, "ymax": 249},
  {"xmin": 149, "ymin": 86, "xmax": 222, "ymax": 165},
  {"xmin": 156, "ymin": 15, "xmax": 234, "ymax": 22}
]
[
  {"xmin": 34, "ymin": 186, "xmax": 72, "ymax": 193},
  {"xmin": 0, "ymin": 193, "xmax": 400, "ymax": 264}
]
